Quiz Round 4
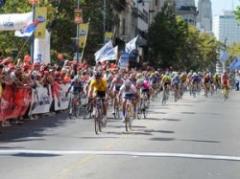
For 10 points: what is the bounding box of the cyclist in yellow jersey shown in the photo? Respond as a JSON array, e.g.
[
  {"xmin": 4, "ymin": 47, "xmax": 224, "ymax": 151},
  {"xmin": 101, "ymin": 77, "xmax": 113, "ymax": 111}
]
[{"xmin": 88, "ymin": 71, "xmax": 108, "ymax": 120}]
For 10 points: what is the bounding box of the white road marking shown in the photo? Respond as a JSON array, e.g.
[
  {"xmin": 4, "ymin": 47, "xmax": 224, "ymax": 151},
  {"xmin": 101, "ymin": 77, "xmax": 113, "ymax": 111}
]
[{"xmin": 0, "ymin": 149, "xmax": 240, "ymax": 161}]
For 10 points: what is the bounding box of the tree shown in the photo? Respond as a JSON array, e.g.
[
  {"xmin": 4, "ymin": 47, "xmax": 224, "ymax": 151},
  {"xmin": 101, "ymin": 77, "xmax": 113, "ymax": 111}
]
[{"xmin": 148, "ymin": 1, "xmax": 219, "ymax": 71}]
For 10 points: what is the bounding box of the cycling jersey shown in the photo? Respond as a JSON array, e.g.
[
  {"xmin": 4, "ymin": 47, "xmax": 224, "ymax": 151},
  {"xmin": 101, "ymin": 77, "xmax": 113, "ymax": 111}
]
[{"xmin": 89, "ymin": 79, "xmax": 107, "ymax": 93}]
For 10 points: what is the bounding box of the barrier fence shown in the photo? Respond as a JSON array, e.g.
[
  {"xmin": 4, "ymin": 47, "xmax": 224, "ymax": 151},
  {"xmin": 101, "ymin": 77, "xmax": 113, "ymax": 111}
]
[{"xmin": 0, "ymin": 83, "xmax": 74, "ymax": 122}]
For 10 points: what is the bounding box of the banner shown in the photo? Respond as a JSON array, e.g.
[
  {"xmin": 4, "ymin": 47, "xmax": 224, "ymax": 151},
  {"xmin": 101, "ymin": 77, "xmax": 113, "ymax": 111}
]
[
  {"xmin": 15, "ymin": 15, "xmax": 46, "ymax": 37},
  {"xmin": 0, "ymin": 86, "xmax": 31, "ymax": 122},
  {"xmin": 0, "ymin": 12, "xmax": 32, "ymax": 31},
  {"xmin": 125, "ymin": 36, "xmax": 138, "ymax": 54},
  {"xmin": 35, "ymin": 7, "xmax": 47, "ymax": 39},
  {"xmin": 99, "ymin": 46, "xmax": 118, "ymax": 62},
  {"xmin": 118, "ymin": 52, "xmax": 129, "ymax": 69},
  {"xmin": 53, "ymin": 84, "xmax": 71, "ymax": 111},
  {"xmin": 104, "ymin": 32, "xmax": 113, "ymax": 43},
  {"xmin": 34, "ymin": 30, "xmax": 51, "ymax": 64},
  {"xmin": 95, "ymin": 41, "xmax": 113, "ymax": 62},
  {"xmin": 29, "ymin": 85, "xmax": 52, "ymax": 115},
  {"xmin": 79, "ymin": 23, "xmax": 89, "ymax": 48}
]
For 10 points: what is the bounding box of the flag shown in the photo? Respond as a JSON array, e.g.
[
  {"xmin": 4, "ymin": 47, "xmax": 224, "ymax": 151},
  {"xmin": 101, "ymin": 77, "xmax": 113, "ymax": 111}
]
[
  {"xmin": 220, "ymin": 50, "xmax": 228, "ymax": 63},
  {"xmin": 0, "ymin": 0, "xmax": 5, "ymax": 7},
  {"xmin": 232, "ymin": 58, "xmax": 240, "ymax": 70},
  {"xmin": 79, "ymin": 23, "xmax": 89, "ymax": 48},
  {"xmin": 95, "ymin": 41, "xmax": 113, "ymax": 62},
  {"xmin": 35, "ymin": 7, "xmax": 47, "ymax": 39},
  {"xmin": 99, "ymin": 46, "xmax": 118, "ymax": 62},
  {"xmin": 125, "ymin": 36, "xmax": 138, "ymax": 54},
  {"xmin": 15, "ymin": 16, "xmax": 46, "ymax": 37},
  {"xmin": 118, "ymin": 52, "xmax": 129, "ymax": 69},
  {"xmin": 229, "ymin": 58, "xmax": 238, "ymax": 70}
]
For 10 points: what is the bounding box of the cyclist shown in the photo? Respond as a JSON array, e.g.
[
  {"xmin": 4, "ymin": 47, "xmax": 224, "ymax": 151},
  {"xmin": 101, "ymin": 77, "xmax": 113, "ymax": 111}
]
[
  {"xmin": 161, "ymin": 72, "xmax": 171, "ymax": 92},
  {"xmin": 110, "ymin": 73, "xmax": 124, "ymax": 115},
  {"xmin": 66, "ymin": 73, "xmax": 84, "ymax": 115},
  {"xmin": 171, "ymin": 72, "xmax": 180, "ymax": 100},
  {"xmin": 88, "ymin": 71, "xmax": 108, "ymax": 123},
  {"xmin": 203, "ymin": 72, "xmax": 211, "ymax": 96},
  {"xmin": 119, "ymin": 79, "xmax": 138, "ymax": 121},
  {"xmin": 221, "ymin": 71, "xmax": 230, "ymax": 89}
]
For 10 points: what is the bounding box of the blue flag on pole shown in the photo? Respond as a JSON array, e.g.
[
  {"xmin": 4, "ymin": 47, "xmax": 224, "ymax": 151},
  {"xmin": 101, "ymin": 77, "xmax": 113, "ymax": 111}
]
[
  {"xmin": 0, "ymin": 0, "xmax": 5, "ymax": 8},
  {"xmin": 220, "ymin": 50, "xmax": 228, "ymax": 63}
]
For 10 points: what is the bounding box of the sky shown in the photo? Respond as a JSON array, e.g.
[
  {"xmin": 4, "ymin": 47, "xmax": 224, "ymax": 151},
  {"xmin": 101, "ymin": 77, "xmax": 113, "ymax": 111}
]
[{"xmin": 195, "ymin": 0, "xmax": 240, "ymax": 16}]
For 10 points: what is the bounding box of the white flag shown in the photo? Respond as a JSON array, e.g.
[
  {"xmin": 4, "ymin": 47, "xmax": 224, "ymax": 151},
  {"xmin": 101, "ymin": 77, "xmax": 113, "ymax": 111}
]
[
  {"xmin": 95, "ymin": 41, "xmax": 113, "ymax": 62},
  {"xmin": 125, "ymin": 36, "xmax": 138, "ymax": 54},
  {"xmin": 100, "ymin": 46, "xmax": 118, "ymax": 62}
]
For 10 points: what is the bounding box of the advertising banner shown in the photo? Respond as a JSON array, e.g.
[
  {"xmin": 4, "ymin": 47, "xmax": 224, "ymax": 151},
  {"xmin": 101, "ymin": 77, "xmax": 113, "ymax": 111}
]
[
  {"xmin": 0, "ymin": 86, "xmax": 31, "ymax": 121},
  {"xmin": 0, "ymin": 12, "xmax": 32, "ymax": 31},
  {"xmin": 35, "ymin": 7, "xmax": 47, "ymax": 39},
  {"xmin": 53, "ymin": 84, "xmax": 71, "ymax": 111},
  {"xmin": 29, "ymin": 85, "xmax": 52, "ymax": 115},
  {"xmin": 79, "ymin": 23, "xmax": 89, "ymax": 48}
]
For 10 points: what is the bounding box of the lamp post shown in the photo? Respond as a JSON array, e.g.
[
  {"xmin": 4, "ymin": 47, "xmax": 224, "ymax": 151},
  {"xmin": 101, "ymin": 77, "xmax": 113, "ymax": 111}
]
[
  {"xmin": 28, "ymin": 0, "xmax": 38, "ymax": 63},
  {"xmin": 74, "ymin": 0, "xmax": 83, "ymax": 63}
]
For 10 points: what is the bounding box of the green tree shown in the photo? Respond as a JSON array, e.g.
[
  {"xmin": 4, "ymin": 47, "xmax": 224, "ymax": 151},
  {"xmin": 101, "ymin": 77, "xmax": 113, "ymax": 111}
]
[{"xmin": 148, "ymin": 1, "xmax": 219, "ymax": 71}]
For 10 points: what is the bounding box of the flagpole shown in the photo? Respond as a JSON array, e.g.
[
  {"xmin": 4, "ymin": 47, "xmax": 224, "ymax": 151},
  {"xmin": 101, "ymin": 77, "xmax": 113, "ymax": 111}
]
[
  {"xmin": 30, "ymin": 1, "xmax": 36, "ymax": 63},
  {"xmin": 76, "ymin": 0, "xmax": 80, "ymax": 63}
]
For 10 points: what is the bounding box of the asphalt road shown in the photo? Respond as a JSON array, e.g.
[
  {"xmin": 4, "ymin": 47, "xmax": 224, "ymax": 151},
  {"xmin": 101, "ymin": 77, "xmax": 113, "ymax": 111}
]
[{"xmin": 0, "ymin": 91, "xmax": 240, "ymax": 179}]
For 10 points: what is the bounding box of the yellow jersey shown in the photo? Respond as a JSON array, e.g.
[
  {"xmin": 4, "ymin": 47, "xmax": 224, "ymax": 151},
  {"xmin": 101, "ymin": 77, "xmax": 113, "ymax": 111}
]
[{"xmin": 90, "ymin": 79, "xmax": 107, "ymax": 92}]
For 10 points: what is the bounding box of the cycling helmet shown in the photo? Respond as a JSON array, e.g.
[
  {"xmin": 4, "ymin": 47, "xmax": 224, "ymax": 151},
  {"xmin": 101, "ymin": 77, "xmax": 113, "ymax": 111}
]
[
  {"xmin": 94, "ymin": 71, "xmax": 102, "ymax": 79},
  {"xmin": 125, "ymin": 79, "xmax": 132, "ymax": 88}
]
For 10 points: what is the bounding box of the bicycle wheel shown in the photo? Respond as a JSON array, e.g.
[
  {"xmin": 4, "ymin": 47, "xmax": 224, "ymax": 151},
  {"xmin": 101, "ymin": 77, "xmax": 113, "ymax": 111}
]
[
  {"xmin": 94, "ymin": 108, "xmax": 102, "ymax": 134},
  {"xmin": 162, "ymin": 91, "xmax": 167, "ymax": 105},
  {"xmin": 125, "ymin": 104, "xmax": 132, "ymax": 132}
]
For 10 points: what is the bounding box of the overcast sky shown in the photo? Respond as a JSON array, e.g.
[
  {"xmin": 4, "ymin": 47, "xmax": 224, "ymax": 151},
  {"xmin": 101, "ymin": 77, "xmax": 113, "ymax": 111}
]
[{"xmin": 195, "ymin": 0, "xmax": 240, "ymax": 16}]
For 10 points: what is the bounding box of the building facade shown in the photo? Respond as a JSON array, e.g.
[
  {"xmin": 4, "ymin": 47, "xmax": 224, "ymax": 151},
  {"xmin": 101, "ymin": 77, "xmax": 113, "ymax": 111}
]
[
  {"xmin": 119, "ymin": 0, "xmax": 167, "ymax": 42},
  {"xmin": 175, "ymin": 0, "xmax": 197, "ymax": 25},
  {"xmin": 197, "ymin": 0, "xmax": 212, "ymax": 32},
  {"xmin": 213, "ymin": 11, "xmax": 240, "ymax": 45}
]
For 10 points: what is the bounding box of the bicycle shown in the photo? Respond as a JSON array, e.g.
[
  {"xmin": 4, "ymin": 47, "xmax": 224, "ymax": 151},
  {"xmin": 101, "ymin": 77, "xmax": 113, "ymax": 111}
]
[
  {"xmin": 93, "ymin": 96, "xmax": 105, "ymax": 135},
  {"xmin": 124, "ymin": 98, "xmax": 133, "ymax": 132},
  {"xmin": 223, "ymin": 86, "xmax": 229, "ymax": 101},
  {"xmin": 162, "ymin": 84, "xmax": 169, "ymax": 105},
  {"xmin": 68, "ymin": 93, "xmax": 81, "ymax": 119},
  {"xmin": 139, "ymin": 89, "xmax": 149, "ymax": 119},
  {"xmin": 113, "ymin": 96, "xmax": 120, "ymax": 119}
]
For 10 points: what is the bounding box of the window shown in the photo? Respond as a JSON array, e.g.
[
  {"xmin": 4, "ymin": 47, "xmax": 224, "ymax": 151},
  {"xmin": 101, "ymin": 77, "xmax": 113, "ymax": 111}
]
[{"xmin": 155, "ymin": 0, "xmax": 158, "ymax": 6}]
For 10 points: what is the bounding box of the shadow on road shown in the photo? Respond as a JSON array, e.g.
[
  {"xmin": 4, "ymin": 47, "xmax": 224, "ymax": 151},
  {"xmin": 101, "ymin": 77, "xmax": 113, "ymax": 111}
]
[
  {"xmin": 0, "ymin": 112, "xmax": 69, "ymax": 143},
  {"xmin": 150, "ymin": 137, "xmax": 176, "ymax": 141},
  {"xmin": 144, "ymin": 129, "xmax": 175, "ymax": 134},
  {"xmin": 12, "ymin": 153, "xmax": 61, "ymax": 158},
  {"xmin": 180, "ymin": 139, "xmax": 220, "ymax": 143}
]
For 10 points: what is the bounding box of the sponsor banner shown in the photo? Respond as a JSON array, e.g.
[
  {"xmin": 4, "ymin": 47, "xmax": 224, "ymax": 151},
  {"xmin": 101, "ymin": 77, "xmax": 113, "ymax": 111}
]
[
  {"xmin": 54, "ymin": 84, "xmax": 71, "ymax": 111},
  {"xmin": 0, "ymin": 12, "xmax": 32, "ymax": 31},
  {"xmin": 79, "ymin": 23, "xmax": 89, "ymax": 48},
  {"xmin": 118, "ymin": 52, "xmax": 129, "ymax": 69},
  {"xmin": 0, "ymin": 86, "xmax": 31, "ymax": 121},
  {"xmin": 35, "ymin": 7, "xmax": 47, "ymax": 39},
  {"xmin": 29, "ymin": 85, "xmax": 53, "ymax": 115},
  {"xmin": 34, "ymin": 30, "xmax": 51, "ymax": 64}
]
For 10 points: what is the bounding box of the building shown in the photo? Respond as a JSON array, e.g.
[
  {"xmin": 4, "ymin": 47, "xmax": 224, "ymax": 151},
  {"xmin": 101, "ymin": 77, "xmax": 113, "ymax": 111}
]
[
  {"xmin": 118, "ymin": 0, "xmax": 168, "ymax": 42},
  {"xmin": 213, "ymin": 11, "xmax": 240, "ymax": 45},
  {"xmin": 197, "ymin": 0, "xmax": 212, "ymax": 32},
  {"xmin": 175, "ymin": 0, "xmax": 197, "ymax": 25}
]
